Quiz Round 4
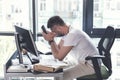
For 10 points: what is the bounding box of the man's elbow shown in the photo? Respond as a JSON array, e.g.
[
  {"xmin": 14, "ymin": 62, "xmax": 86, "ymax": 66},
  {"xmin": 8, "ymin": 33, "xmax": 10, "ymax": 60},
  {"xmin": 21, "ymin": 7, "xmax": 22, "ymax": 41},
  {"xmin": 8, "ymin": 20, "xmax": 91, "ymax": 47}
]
[
  {"xmin": 54, "ymin": 53, "xmax": 64, "ymax": 61},
  {"xmin": 58, "ymin": 58, "xmax": 63, "ymax": 61},
  {"xmin": 56, "ymin": 56, "xmax": 64, "ymax": 61}
]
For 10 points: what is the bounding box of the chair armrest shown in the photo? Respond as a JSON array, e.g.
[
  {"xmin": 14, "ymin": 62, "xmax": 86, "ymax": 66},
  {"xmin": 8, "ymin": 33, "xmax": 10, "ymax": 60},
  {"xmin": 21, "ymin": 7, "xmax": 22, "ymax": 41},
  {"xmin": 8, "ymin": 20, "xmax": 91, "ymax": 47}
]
[
  {"xmin": 85, "ymin": 55, "xmax": 105, "ymax": 60},
  {"xmin": 85, "ymin": 55, "xmax": 105, "ymax": 80}
]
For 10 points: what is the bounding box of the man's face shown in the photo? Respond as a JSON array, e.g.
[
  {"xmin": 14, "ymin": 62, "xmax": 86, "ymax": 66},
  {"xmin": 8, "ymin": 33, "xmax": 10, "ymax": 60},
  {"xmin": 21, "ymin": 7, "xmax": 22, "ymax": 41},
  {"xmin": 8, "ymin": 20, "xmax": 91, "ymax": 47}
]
[{"xmin": 50, "ymin": 25, "xmax": 64, "ymax": 36}]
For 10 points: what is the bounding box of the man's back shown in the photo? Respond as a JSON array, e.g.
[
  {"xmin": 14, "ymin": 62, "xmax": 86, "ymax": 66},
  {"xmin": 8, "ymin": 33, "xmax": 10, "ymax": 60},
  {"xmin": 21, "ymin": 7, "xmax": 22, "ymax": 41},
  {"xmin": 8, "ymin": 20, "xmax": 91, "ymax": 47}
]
[{"xmin": 62, "ymin": 27, "xmax": 98, "ymax": 64}]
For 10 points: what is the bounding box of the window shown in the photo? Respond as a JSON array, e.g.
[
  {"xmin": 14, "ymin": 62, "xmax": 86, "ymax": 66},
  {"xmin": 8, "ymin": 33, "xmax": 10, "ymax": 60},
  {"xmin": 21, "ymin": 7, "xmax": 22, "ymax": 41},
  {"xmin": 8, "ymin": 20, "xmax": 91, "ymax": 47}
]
[
  {"xmin": 93, "ymin": 0, "xmax": 120, "ymax": 29},
  {"xmin": 36, "ymin": 0, "xmax": 83, "ymax": 34},
  {"xmin": 0, "ymin": 0, "xmax": 31, "ymax": 32},
  {"xmin": 39, "ymin": 0, "xmax": 46, "ymax": 11},
  {"xmin": 0, "ymin": 0, "xmax": 32, "ymax": 77},
  {"xmin": 84, "ymin": 0, "xmax": 120, "ymax": 37}
]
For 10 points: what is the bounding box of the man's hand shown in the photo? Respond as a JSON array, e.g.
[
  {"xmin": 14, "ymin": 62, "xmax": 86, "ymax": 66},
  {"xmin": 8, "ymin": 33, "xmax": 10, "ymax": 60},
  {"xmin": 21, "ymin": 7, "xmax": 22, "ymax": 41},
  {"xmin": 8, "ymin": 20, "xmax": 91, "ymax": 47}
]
[{"xmin": 42, "ymin": 31, "xmax": 56, "ymax": 41}]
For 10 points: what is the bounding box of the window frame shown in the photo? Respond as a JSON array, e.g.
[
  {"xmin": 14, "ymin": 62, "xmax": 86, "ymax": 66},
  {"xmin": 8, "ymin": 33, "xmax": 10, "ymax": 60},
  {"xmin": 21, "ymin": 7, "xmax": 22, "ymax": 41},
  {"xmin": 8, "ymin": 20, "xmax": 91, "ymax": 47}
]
[{"xmin": 83, "ymin": 0, "xmax": 120, "ymax": 38}]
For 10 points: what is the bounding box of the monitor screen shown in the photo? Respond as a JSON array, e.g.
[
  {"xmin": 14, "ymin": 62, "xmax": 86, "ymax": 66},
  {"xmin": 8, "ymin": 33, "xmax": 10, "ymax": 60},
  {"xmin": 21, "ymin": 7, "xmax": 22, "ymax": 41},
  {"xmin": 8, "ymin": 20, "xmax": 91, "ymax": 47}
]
[{"xmin": 14, "ymin": 25, "xmax": 39, "ymax": 57}]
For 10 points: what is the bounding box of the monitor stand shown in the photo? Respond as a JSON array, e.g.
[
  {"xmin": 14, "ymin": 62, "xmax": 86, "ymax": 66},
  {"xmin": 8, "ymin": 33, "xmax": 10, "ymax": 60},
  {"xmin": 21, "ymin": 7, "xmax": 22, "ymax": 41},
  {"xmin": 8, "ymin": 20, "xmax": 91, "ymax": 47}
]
[
  {"xmin": 15, "ymin": 33, "xmax": 23, "ymax": 64},
  {"xmin": 26, "ymin": 52, "xmax": 39, "ymax": 64}
]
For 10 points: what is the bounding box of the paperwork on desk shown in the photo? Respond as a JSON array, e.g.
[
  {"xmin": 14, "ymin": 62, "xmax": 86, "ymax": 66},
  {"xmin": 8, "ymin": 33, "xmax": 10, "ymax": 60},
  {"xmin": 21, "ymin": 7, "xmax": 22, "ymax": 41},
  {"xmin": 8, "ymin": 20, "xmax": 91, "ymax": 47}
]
[
  {"xmin": 33, "ymin": 54, "xmax": 68, "ymax": 72},
  {"xmin": 33, "ymin": 63, "xmax": 64, "ymax": 72},
  {"xmin": 35, "ymin": 41, "xmax": 51, "ymax": 54},
  {"xmin": 7, "ymin": 64, "xmax": 29, "ymax": 72},
  {"xmin": 33, "ymin": 59, "xmax": 68, "ymax": 72}
]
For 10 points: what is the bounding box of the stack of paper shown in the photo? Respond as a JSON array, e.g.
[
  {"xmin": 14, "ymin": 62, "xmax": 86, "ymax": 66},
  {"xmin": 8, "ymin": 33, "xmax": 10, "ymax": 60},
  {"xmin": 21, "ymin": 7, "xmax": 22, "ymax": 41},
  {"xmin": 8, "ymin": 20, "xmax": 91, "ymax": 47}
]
[{"xmin": 7, "ymin": 65, "xmax": 28, "ymax": 72}]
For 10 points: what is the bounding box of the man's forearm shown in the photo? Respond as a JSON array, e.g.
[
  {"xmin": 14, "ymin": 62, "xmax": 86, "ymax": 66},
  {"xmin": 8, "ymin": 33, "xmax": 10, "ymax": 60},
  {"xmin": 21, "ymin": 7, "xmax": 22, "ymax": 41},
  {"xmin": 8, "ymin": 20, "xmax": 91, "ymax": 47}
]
[{"xmin": 49, "ymin": 41, "xmax": 60, "ymax": 59}]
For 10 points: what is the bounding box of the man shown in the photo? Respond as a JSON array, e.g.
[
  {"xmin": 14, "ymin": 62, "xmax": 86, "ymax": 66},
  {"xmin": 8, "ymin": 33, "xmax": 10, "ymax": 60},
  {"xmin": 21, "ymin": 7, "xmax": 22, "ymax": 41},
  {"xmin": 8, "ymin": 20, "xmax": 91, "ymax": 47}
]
[{"xmin": 42, "ymin": 16, "xmax": 99, "ymax": 80}]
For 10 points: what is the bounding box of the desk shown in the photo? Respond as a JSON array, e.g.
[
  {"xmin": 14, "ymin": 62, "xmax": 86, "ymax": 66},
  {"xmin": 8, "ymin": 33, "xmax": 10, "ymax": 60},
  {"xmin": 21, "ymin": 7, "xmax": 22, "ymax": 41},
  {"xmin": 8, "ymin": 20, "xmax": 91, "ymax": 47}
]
[
  {"xmin": 4, "ymin": 71, "xmax": 63, "ymax": 80},
  {"xmin": 4, "ymin": 51, "xmax": 64, "ymax": 80}
]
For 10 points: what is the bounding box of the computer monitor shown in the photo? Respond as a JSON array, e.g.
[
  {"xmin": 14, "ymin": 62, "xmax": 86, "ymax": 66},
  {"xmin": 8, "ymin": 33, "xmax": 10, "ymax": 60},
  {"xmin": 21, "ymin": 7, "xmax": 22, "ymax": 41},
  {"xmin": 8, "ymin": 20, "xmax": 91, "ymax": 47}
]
[
  {"xmin": 15, "ymin": 25, "xmax": 39, "ymax": 57},
  {"xmin": 14, "ymin": 25, "xmax": 40, "ymax": 64}
]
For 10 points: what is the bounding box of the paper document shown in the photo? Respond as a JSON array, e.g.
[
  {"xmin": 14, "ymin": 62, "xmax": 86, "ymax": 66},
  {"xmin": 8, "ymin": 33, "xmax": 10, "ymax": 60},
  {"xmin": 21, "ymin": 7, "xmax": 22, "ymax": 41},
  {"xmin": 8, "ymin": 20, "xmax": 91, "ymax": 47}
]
[
  {"xmin": 40, "ymin": 58, "xmax": 68, "ymax": 67},
  {"xmin": 7, "ymin": 65, "xmax": 28, "ymax": 72},
  {"xmin": 33, "ymin": 58, "xmax": 68, "ymax": 72}
]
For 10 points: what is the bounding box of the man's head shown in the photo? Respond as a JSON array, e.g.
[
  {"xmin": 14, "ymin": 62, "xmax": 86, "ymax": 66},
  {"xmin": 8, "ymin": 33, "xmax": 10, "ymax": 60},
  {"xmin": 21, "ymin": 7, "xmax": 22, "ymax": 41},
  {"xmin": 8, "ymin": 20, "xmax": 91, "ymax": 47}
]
[
  {"xmin": 47, "ymin": 16, "xmax": 65, "ymax": 28},
  {"xmin": 47, "ymin": 16, "xmax": 68, "ymax": 36}
]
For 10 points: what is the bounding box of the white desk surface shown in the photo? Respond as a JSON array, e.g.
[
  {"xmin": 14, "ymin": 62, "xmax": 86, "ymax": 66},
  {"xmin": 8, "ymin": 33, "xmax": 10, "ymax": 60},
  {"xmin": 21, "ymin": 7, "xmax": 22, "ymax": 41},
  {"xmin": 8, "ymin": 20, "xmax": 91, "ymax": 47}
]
[{"xmin": 4, "ymin": 54, "xmax": 66, "ymax": 80}]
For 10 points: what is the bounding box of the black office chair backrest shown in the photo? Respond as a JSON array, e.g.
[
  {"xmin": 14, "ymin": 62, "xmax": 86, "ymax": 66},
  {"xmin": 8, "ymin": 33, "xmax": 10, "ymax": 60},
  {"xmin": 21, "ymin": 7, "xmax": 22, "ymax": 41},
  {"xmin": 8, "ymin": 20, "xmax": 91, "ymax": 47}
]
[{"xmin": 97, "ymin": 26, "xmax": 115, "ymax": 76}]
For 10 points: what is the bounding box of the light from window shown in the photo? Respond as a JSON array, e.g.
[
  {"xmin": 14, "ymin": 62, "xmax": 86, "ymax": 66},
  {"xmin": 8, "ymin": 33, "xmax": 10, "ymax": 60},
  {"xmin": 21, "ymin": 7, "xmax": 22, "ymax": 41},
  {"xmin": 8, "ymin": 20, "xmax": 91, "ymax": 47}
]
[{"xmin": 93, "ymin": 0, "xmax": 120, "ymax": 28}]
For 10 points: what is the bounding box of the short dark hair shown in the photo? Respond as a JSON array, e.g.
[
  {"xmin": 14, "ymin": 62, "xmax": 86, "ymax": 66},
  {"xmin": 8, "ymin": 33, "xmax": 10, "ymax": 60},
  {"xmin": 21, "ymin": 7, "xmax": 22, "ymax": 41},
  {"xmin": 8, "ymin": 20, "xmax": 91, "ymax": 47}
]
[{"xmin": 47, "ymin": 16, "xmax": 65, "ymax": 28}]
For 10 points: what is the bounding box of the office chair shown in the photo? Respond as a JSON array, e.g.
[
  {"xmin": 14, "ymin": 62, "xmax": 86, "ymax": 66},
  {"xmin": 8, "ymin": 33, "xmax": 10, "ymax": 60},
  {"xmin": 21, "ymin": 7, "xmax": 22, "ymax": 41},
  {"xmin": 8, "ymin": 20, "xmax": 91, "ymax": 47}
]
[{"xmin": 77, "ymin": 26, "xmax": 116, "ymax": 80}]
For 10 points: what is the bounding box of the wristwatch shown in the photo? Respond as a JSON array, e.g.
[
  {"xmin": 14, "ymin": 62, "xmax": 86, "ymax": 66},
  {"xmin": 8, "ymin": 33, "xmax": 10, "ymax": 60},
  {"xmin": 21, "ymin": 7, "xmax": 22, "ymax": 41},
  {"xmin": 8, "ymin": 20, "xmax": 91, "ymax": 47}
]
[{"xmin": 49, "ymin": 40, "xmax": 54, "ymax": 45}]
